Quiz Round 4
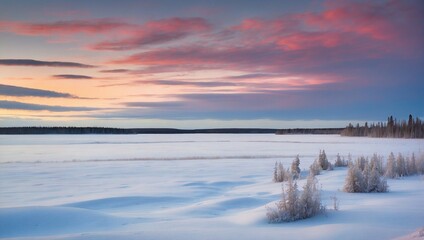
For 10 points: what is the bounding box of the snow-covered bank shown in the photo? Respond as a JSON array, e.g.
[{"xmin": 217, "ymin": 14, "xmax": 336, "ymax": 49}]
[
  {"xmin": 0, "ymin": 206, "xmax": 134, "ymax": 238},
  {"xmin": 0, "ymin": 135, "xmax": 423, "ymax": 239}
]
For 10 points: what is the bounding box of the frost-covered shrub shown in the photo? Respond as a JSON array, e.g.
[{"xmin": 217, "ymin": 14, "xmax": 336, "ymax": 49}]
[
  {"xmin": 273, "ymin": 161, "xmax": 290, "ymax": 182},
  {"xmin": 334, "ymin": 153, "xmax": 348, "ymax": 167},
  {"xmin": 385, "ymin": 152, "xmax": 397, "ymax": 178},
  {"xmin": 355, "ymin": 156, "xmax": 367, "ymax": 171},
  {"xmin": 267, "ymin": 174, "xmax": 325, "ymax": 223},
  {"xmin": 309, "ymin": 161, "xmax": 321, "ymax": 176},
  {"xmin": 384, "ymin": 152, "xmax": 424, "ymax": 178},
  {"xmin": 344, "ymin": 157, "xmax": 388, "ymax": 193},
  {"xmin": 367, "ymin": 163, "xmax": 388, "ymax": 192},
  {"xmin": 290, "ymin": 155, "xmax": 301, "ymax": 179},
  {"xmin": 344, "ymin": 164, "xmax": 365, "ymax": 193},
  {"xmin": 299, "ymin": 175, "xmax": 325, "ymax": 218},
  {"xmin": 370, "ymin": 154, "xmax": 384, "ymax": 175},
  {"xmin": 396, "ymin": 153, "xmax": 407, "ymax": 177},
  {"xmin": 407, "ymin": 154, "xmax": 417, "ymax": 175},
  {"xmin": 416, "ymin": 154, "xmax": 424, "ymax": 174},
  {"xmin": 347, "ymin": 153, "xmax": 353, "ymax": 165},
  {"xmin": 309, "ymin": 150, "xmax": 333, "ymax": 175},
  {"xmin": 318, "ymin": 150, "xmax": 330, "ymax": 170},
  {"xmin": 327, "ymin": 162, "xmax": 334, "ymax": 171}
]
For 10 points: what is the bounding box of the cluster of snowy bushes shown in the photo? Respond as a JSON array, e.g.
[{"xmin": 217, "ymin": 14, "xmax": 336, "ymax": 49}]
[
  {"xmin": 344, "ymin": 155, "xmax": 388, "ymax": 193},
  {"xmin": 384, "ymin": 153, "xmax": 424, "ymax": 178},
  {"xmin": 268, "ymin": 151, "xmax": 424, "ymax": 223},
  {"xmin": 343, "ymin": 152, "xmax": 424, "ymax": 193},
  {"xmin": 267, "ymin": 174, "xmax": 325, "ymax": 223},
  {"xmin": 273, "ymin": 155, "xmax": 301, "ymax": 182},
  {"xmin": 334, "ymin": 153, "xmax": 350, "ymax": 167},
  {"xmin": 309, "ymin": 150, "xmax": 334, "ymax": 176},
  {"xmin": 268, "ymin": 154, "xmax": 326, "ymax": 223}
]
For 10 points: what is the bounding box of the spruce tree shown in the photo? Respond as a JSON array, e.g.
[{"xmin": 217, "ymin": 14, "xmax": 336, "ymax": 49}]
[
  {"xmin": 385, "ymin": 152, "xmax": 397, "ymax": 178},
  {"xmin": 291, "ymin": 155, "xmax": 301, "ymax": 179}
]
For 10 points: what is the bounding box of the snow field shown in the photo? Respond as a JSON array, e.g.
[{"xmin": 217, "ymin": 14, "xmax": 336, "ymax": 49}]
[{"xmin": 0, "ymin": 134, "xmax": 423, "ymax": 239}]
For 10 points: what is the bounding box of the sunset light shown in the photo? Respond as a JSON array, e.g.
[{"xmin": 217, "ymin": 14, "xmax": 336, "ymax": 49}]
[{"xmin": 1, "ymin": 0, "xmax": 423, "ymax": 128}]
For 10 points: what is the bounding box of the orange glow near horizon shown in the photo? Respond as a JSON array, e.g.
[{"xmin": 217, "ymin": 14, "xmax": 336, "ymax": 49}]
[{"xmin": 1, "ymin": 0, "xmax": 423, "ymax": 127}]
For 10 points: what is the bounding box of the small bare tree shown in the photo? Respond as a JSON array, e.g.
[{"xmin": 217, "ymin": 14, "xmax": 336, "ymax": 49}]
[{"xmin": 330, "ymin": 195, "xmax": 339, "ymax": 211}]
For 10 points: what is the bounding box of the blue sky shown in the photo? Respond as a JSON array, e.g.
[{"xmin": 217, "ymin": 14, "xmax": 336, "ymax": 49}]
[{"xmin": 0, "ymin": 0, "xmax": 423, "ymax": 128}]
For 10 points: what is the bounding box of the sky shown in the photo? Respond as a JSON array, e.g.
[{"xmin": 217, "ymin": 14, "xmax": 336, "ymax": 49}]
[{"xmin": 0, "ymin": 0, "xmax": 423, "ymax": 129}]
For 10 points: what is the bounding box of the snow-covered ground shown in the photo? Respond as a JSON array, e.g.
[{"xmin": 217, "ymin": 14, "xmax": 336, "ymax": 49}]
[{"xmin": 0, "ymin": 134, "xmax": 423, "ymax": 239}]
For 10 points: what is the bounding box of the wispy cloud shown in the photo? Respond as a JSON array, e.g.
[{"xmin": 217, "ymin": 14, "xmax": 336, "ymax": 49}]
[
  {"xmin": 0, "ymin": 100, "xmax": 100, "ymax": 112},
  {"xmin": 135, "ymin": 79, "xmax": 237, "ymax": 87},
  {"xmin": 124, "ymin": 101, "xmax": 185, "ymax": 108},
  {"xmin": 103, "ymin": 83, "xmax": 408, "ymax": 120},
  {"xmin": 0, "ymin": 18, "xmax": 132, "ymax": 35},
  {"xmin": 99, "ymin": 69, "xmax": 131, "ymax": 73},
  {"xmin": 53, "ymin": 74, "xmax": 93, "ymax": 79},
  {"xmin": 0, "ymin": 17, "xmax": 212, "ymax": 50},
  {"xmin": 89, "ymin": 17, "xmax": 211, "ymax": 50},
  {"xmin": 0, "ymin": 59, "xmax": 95, "ymax": 68},
  {"xmin": 110, "ymin": 0, "xmax": 423, "ymax": 77},
  {"xmin": 0, "ymin": 84, "xmax": 75, "ymax": 98},
  {"xmin": 226, "ymin": 73, "xmax": 279, "ymax": 80},
  {"xmin": 97, "ymin": 78, "xmax": 238, "ymax": 88}
]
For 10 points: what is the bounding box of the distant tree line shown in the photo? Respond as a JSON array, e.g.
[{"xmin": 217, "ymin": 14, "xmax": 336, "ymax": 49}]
[
  {"xmin": 340, "ymin": 115, "xmax": 424, "ymax": 138},
  {"xmin": 0, "ymin": 127, "xmax": 134, "ymax": 134},
  {"xmin": 276, "ymin": 128, "xmax": 343, "ymax": 135},
  {"xmin": 2, "ymin": 127, "xmax": 341, "ymax": 135},
  {"xmin": 0, "ymin": 127, "xmax": 278, "ymax": 134}
]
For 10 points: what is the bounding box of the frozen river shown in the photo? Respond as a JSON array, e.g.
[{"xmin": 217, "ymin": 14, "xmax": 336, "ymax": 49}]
[{"xmin": 1, "ymin": 134, "xmax": 422, "ymax": 163}]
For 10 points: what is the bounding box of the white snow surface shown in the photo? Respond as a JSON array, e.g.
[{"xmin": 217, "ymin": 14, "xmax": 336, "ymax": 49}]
[{"xmin": 0, "ymin": 134, "xmax": 423, "ymax": 239}]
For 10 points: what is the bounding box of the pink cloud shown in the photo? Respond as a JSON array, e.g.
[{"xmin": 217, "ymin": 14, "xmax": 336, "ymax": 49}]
[
  {"xmin": 89, "ymin": 17, "xmax": 211, "ymax": 50},
  {"xmin": 0, "ymin": 17, "xmax": 211, "ymax": 50},
  {"xmin": 276, "ymin": 32, "xmax": 347, "ymax": 50},
  {"xmin": 233, "ymin": 18, "xmax": 266, "ymax": 31},
  {"xmin": 109, "ymin": 45, "xmax": 283, "ymax": 73},
  {"xmin": 231, "ymin": 0, "xmax": 423, "ymax": 56},
  {"xmin": 109, "ymin": 0, "xmax": 422, "ymax": 77},
  {"xmin": 304, "ymin": 0, "xmax": 424, "ymax": 53},
  {"xmin": 0, "ymin": 18, "xmax": 132, "ymax": 36}
]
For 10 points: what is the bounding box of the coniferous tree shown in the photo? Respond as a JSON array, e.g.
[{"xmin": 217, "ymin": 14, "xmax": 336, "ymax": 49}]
[
  {"xmin": 318, "ymin": 150, "xmax": 330, "ymax": 170},
  {"xmin": 417, "ymin": 154, "xmax": 424, "ymax": 174},
  {"xmin": 407, "ymin": 153, "xmax": 417, "ymax": 175},
  {"xmin": 334, "ymin": 153, "xmax": 348, "ymax": 167},
  {"xmin": 396, "ymin": 153, "xmax": 407, "ymax": 177},
  {"xmin": 367, "ymin": 163, "xmax": 387, "ymax": 192},
  {"xmin": 290, "ymin": 155, "xmax": 301, "ymax": 179},
  {"xmin": 370, "ymin": 154, "xmax": 384, "ymax": 175},
  {"xmin": 340, "ymin": 115, "xmax": 424, "ymax": 138},
  {"xmin": 385, "ymin": 152, "xmax": 397, "ymax": 178}
]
